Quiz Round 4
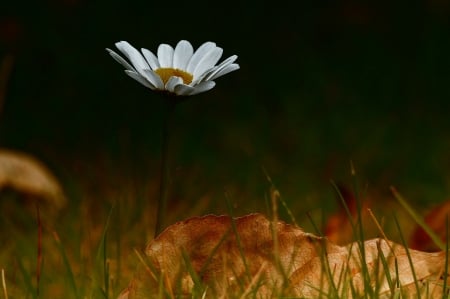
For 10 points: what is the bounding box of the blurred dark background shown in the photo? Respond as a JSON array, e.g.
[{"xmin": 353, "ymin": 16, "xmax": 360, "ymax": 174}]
[{"xmin": 1, "ymin": 0, "xmax": 450, "ymax": 215}]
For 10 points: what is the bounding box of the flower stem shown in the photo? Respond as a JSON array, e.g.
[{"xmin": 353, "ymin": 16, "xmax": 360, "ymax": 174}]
[{"xmin": 154, "ymin": 97, "xmax": 176, "ymax": 237}]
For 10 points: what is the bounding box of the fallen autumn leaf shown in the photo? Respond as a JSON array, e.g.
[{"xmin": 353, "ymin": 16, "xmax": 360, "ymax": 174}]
[
  {"xmin": 0, "ymin": 148, "xmax": 66, "ymax": 210},
  {"xmin": 119, "ymin": 213, "xmax": 448, "ymax": 298}
]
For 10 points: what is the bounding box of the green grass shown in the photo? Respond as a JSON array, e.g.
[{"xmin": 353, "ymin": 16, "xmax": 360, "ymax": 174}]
[{"xmin": 0, "ymin": 152, "xmax": 449, "ymax": 299}]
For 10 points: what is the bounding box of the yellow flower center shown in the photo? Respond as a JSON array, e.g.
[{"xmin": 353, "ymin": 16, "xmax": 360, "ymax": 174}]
[{"xmin": 155, "ymin": 68, "xmax": 193, "ymax": 85}]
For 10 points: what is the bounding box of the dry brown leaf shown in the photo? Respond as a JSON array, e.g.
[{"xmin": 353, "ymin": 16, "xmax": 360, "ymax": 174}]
[
  {"xmin": 0, "ymin": 148, "xmax": 66, "ymax": 210},
  {"xmin": 119, "ymin": 213, "xmax": 448, "ymax": 299},
  {"xmin": 409, "ymin": 199, "xmax": 450, "ymax": 252}
]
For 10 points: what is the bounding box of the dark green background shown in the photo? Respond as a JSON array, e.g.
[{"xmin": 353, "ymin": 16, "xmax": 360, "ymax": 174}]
[{"xmin": 1, "ymin": 0, "xmax": 450, "ymax": 212}]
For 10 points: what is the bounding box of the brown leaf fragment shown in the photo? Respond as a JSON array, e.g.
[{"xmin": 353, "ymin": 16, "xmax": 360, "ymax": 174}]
[
  {"xmin": 0, "ymin": 148, "xmax": 66, "ymax": 210},
  {"xmin": 409, "ymin": 199, "xmax": 450, "ymax": 252},
  {"xmin": 119, "ymin": 213, "xmax": 449, "ymax": 299}
]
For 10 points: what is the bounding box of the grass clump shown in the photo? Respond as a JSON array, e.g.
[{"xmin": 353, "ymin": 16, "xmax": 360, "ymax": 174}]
[{"xmin": 0, "ymin": 157, "xmax": 449, "ymax": 299}]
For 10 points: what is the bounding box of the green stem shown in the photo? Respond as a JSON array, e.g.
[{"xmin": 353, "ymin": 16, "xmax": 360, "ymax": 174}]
[{"xmin": 154, "ymin": 97, "xmax": 176, "ymax": 237}]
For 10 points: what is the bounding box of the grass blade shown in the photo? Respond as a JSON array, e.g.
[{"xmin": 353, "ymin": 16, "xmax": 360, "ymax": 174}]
[
  {"xmin": 442, "ymin": 215, "xmax": 449, "ymax": 299},
  {"xmin": 17, "ymin": 258, "xmax": 37, "ymax": 299},
  {"xmin": 52, "ymin": 231, "xmax": 79, "ymax": 299},
  {"xmin": 349, "ymin": 162, "xmax": 373, "ymax": 298},
  {"xmin": 181, "ymin": 249, "xmax": 204, "ymax": 297},
  {"xmin": 1, "ymin": 269, "xmax": 8, "ymax": 299},
  {"xmin": 36, "ymin": 204, "xmax": 42, "ymax": 298},
  {"xmin": 224, "ymin": 190, "xmax": 251, "ymax": 283},
  {"xmin": 92, "ymin": 205, "xmax": 114, "ymax": 299},
  {"xmin": 390, "ymin": 186, "xmax": 445, "ymax": 250},
  {"xmin": 376, "ymin": 240, "xmax": 395, "ymax": 294},
  {"xmin": 393, "ymin": 214, "xmax": 421, "ymax": 299}
]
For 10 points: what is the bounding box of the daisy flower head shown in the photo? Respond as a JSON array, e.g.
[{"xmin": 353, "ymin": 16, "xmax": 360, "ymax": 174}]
[{"xmin": 106, "ymin": 40, "xmax": 239, "ymax": 97}]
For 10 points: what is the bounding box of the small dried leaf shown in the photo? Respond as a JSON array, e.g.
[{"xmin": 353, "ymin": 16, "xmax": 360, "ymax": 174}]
[
  {"xmin": 119, "ymin": 213, "xmax": 448, "ymax": 298},
  {"xmin": 0, "ymin": 148, "xmax": 66, "ymax": 209},
  {"xmin": 409, "ymin": 199, "xmax": 450, "ymax": 252}
]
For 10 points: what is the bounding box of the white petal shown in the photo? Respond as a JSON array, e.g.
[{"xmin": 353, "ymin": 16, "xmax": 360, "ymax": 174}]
[
  {"xmin": 165, "ymin": 76, "xmax": 183, "ymax": 93},
  {"xmin": 186, "ymin": 42, "xmax": 216, "ymax": 74},
  {"xmin": 209, "ymin": 63, "xmax": 240, "ymax": 81},
  {"xmin": 173, "ymin": 84, "xmax": 194, "ymax": 96},
  {"xmin": 141, "ymin": 48, "xmax": 160, "ymax": 70},
  {"xmin": 192, "ymin": 47, "xmax": 223, "ymax": 79},
  {"xmin": 197, "ymin": 55, "xmax": 238, "ymax": 83},
  {"xmin": 142, "ymin": 69, "xmax": 165, "ymax": 89},
  {"xmin": 106, "ymin": 48, "xmax": 135, "ymax": 71},
  {"xmin": 189, "ymin": 81, "xmax": 216, "ymax": 95},
  {"xmin": 210, "ymin": 54, "xmax": 238, "ymax": 74},
  {"xmin": 191, "ymin": 71, "xmax": 209, "ymax": 85},
  {"xmin": 157, "ymin": 44, "xmax": 174, "ymax": 68},
  {"xmin": 115, "ymin": 41, "xmax": 150, "ymax": 74},
  {"xmin": 173, "ymin": 40, "xmax": 194, "ymax": 70},
  {"xmin": 124, "ymin": 70, "xmax": 156, "ymax": 89}
]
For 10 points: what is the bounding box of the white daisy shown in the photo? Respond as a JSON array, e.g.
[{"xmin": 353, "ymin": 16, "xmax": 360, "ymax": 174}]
[{"xmin": 106, "ymin": 40, "xmax": 239, "ymax": 96}]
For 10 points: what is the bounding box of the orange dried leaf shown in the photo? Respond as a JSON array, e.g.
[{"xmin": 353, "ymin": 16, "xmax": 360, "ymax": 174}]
[
  {"xmin": 119, "ymin": 213, "xmax": 448, "ymax": 298},
  {"xmin": 409, "ymin": 199, "xmax": 450, "ymax": 252}
]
